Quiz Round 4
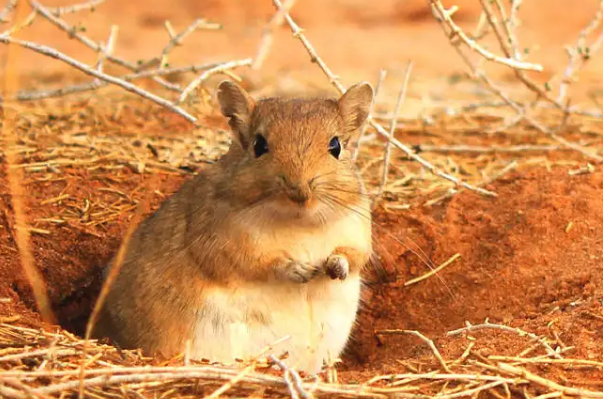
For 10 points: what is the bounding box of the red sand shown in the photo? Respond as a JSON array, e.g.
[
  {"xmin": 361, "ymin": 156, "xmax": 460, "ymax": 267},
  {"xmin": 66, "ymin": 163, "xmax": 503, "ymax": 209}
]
[{"xmin": 2, "ymin": 0, "xmax": 603, "ymax": 387}]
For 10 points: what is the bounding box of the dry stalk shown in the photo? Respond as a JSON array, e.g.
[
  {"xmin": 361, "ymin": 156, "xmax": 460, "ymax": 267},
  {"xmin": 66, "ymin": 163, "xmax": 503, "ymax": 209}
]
[
  {"xmin": 177, "ymin": 58, "xmax": 252, "ymax": 104},
  {"xmin": 447, "ymin": 321, "xmax": 561, "ymax": 359},
  {"xmin": 414, "ymin": 144, "xmax": 571, "ymax": 154},
  {"xmin": 424, "ymin": 161, "xmax": 518, "ymax": 207},
  {"xmin": 376, "ymin": 62, "xmax": 413, "ymax": 201},
  {"xmin": 404, "ymin": 253, "xmax": 461, "ymax": 286},
  {"xmin": 80, "ymin": 172, "xmax": 160, "ymax": 399},
  {"xmin": 138, "ymin": 18, "xmax": 222, "ymax": 71},
  {"xmin": 27, "ymin": 0, "xmax": 179, "ymax": 92},
  {"xmin": 268, "ymin": 355, "xmax": 310, "ymax": 399},
  {"xmin": 253, "ymin": 0, "xmax": 297, "ymax": 70},
  {"xmin": 94, "ymin": 24, "xmax": 118, "ymax": 74},
  {"xmin": 428, "ymin": 0, "xmax": 603, "ymax": 162},
  {"xmin": 558, "ymin": 0, "xmax": 603, "ymax": 103},
  {"xmin": 1, "ymin": 0, "xmax": 55, "ymax": 325},
  {"xmin": 477, "ymin": 0, "xmax": 562, "ymax": 110},
  {"xmin": 12, "ymin": 61, "xmax": 228, "ymax": 101},
  {"xmin": 428, "ymin": 0, "xmax": 542, "ymax": 72},
  {"xmin": 374, "ymin": 330, "xmax": 451, "ymax": 373},
  {"xmin": 352, "ymin": 69, "xmax": 386, "ymax": 162},
  {"xmin": 489, "ymin": 356, "xmax": 603, "ymax": 369},
  {"xmin": 0, "ymin": 34, "xmax": 198, "ymax": 124},
  {"xmin": 46, "ymin": 0, "xmax": 105, "ymax": 16},
  {"xmin": 497, "ymin": 363, "xmax": 603, "ymax": 398},
  {"xmin": 271, "ymin": 0, "xmax": 497, "ymax": 198}
]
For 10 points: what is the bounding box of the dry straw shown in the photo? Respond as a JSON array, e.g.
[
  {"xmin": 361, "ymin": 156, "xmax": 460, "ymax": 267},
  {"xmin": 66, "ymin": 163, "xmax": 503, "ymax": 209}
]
[{"xmin": 1, "ymin": 0, "xmax": 603, "ymax": 397}]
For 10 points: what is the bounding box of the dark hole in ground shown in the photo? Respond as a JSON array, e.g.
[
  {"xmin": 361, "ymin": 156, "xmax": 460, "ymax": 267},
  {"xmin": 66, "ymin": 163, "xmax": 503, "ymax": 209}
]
[{"xmin": 55, "ymin": 267, "xmax": 105, "ymax": 337}]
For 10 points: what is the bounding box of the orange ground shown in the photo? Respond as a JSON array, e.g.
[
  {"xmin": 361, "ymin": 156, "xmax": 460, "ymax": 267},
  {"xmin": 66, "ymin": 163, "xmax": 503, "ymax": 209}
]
[{"xmin": 2, "ymin": 0, "xmax": 603, "ymax": 391}]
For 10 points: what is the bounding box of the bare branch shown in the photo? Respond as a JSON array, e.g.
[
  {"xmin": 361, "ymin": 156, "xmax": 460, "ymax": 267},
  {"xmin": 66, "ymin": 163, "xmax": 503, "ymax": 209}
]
[
  {"xmin": 138, "ymin": 18, "xmax": 222, "ymax": 71},
  {"xmin": 448, "ymin": 321, "xmax": 561, "ymax": 359},
  {"xmin": 28, "ymin": 0, "xmax": 180, "ymax": 92},
  {"xmin": 177, "ymin": 58, "xmax": 252, "ymax": 104},
  {"xmin": 352, "ymin": 69, "xmax": 386, "ymax": 162},
  {"xmin": 428, "ymin": 0, "xmax": 543, "ymax": 72},
  {"xmin": 272, "ymin": 0, "xmax": 497, "ymax": 197},
  {"xmin": 95, "ymin": 24, "xmax": 118, "ymax": 73},
  {"xmin": 46, "ymin": 0, "xmax": 105, "ymax": 16},
  {"xmin": 375, "ymin": 330, "xmax": 451, "ymax": 373},
  {"xmin": 377, "ymin": 62, "xmax": 413, "ymax": 200},
  {"xmin": 0, "ymin": 34, "xmax": 198, "ymax": 124},
  {"xmin": 558, "ymin": 0, "xmax": 603, "ymax": 103},
  {"xmin": 11, "ymin": 61, "xmax": 227, "ymax": 101},
  {"xmin": 414, "ymin": 144, "xmax": 572, "ymax": 154}
]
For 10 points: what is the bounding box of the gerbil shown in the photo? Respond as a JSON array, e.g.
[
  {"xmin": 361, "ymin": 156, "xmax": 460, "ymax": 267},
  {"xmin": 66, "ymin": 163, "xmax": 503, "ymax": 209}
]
[{"xmin": 94, "ymin": 81, "xmax": 374, "ymax": 373}]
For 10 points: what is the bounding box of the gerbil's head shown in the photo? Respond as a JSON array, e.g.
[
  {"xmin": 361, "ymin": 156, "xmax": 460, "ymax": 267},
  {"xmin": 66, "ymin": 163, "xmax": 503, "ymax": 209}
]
[{"xmin": 217, "ymin": 80, "xmax": 373, "ymax": 225}]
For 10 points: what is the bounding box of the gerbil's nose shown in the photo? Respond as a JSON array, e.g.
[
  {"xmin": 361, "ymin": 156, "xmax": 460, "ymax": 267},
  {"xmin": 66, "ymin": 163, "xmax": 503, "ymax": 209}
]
[
  {"xmin": 288, "ymin": 186, "xmax": 311, "ymax": 204},
  {"xmin": 283, "ymin": 179, "xmax": 312, "ymax": 204}
]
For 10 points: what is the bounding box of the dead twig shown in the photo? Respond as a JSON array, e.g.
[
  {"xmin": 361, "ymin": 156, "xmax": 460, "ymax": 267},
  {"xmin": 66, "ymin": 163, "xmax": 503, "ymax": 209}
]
[
  {"xmin": 497, "ymin": 363, "xmax": 603, "ymax": 398},
  {"xmin": 0, "ymin": 34, "xmax": 198, "ymax": 124},
  {"xmin": 429, "ymin": 0, "xmax": 542, "ymax": 72},
  {"xmin": 46, "ymin": 0, "xmax": 105, "ymax": 16},
  {"xmin": 352, "ymin": 69, "xmax": 386, "ymax": 162},
  {"xmin": 558, "ymin": 0, "xmax": 603, "ymax": 103},
  {"xmin": 1, "ymin": 0, "xmax": 55, "ymax": 325},
  {"xmin": 404, "ymin": 253, "xmax": 461, "ymax": 286},
  {"xmin": 376, "ymin": 62, "xmax": 413, "ymax": 201},
  {"xmin": 447, "ymin": 321, "xmax": 562, "ymax": 359},
  {"xmin": 137, "ymin": 18, "xmax": 222, "ymax": 71},
  {"xmin": 252, "ymin": 0, "xmax": 297, "ymax": 70},
  {"xmin": 177, "ymin": 58, "xmax": 252, "ymax": 104},
  {"xmin": 375, "ymin": 330, "xmax": 451, "ymax": 373},
  {"xmin": 11, "ymin": 61, "xmax": 229, "ymax": 101}
]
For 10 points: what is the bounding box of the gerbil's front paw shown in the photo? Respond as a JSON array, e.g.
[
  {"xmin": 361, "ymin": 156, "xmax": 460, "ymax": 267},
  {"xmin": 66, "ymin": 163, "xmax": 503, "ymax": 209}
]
[
  {"xmin": 325, "ymin": 255, "xmax": 349, "ymax": 280},
  {"xmin": 278, "ymin": 259, "xmax": 319, "ymax": 284}
]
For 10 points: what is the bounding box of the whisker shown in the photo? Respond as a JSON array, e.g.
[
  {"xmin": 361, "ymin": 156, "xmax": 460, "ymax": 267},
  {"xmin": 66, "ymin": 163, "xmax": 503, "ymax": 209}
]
[{"xmin": 317, "ymin": 193, "xmax": 455, "ymax": 298}]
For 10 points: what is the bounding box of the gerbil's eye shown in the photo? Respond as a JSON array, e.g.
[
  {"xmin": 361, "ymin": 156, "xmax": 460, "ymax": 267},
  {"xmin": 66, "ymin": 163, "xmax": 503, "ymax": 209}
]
[
  {"xmin": 328, "ymin": 137, "xmax": 341, "ymax": 159},
  {"xmin": 253, "ymin": 134, "xmax": 269, "ymax": 158}
]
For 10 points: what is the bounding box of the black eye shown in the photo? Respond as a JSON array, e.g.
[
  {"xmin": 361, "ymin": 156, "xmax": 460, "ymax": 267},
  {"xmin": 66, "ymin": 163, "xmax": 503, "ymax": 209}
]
[
  {"xmin": 328, "ymin": 137, "xmax": 341, "ymax": 159},
  {"xmin": 253, "ymin": 134, "xmax": 269, "ymax": 158}
]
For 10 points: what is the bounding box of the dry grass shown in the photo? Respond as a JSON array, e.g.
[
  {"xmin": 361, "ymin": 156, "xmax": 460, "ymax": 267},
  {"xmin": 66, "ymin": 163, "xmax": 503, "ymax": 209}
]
[
  {"xmin": 1, "ymin": 0, "xmax": 603, "ymax": 397},
  {"xmin": 1, "ymin": 320, "xmax": 602, "ymax": 398}
]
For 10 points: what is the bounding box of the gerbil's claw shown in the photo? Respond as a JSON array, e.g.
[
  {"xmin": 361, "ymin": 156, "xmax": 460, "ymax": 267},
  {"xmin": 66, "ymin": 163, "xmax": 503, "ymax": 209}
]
[
  {"xmin": 285, "ymin": 260, "xmax": 319, "ymax": 284},
  {"xmin": 325, "ymin": 255, "xmax": 349, "ymax": 280}
]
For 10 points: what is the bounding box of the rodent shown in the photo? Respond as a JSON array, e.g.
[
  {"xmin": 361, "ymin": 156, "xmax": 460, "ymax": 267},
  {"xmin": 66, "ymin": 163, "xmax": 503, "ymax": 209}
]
[{"xmin": 93, "ymin": 80, "xmax": 374, "ymax": 374}]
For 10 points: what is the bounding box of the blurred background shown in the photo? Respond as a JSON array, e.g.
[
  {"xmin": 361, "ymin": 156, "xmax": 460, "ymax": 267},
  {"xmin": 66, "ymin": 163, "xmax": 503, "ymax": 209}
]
[{"xmin": 3, "ymin": 0, "xmax": 603, "ymax": 119}]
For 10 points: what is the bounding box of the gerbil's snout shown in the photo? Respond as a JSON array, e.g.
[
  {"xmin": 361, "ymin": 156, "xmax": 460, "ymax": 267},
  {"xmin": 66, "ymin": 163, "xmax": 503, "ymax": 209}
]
[
  {"xmin": 279, "ymin": 175, "xmax": 313, "ymax": 205},
  {"xmin": 287, "ymin": 184, "xmax": 311, "ymax": 204}
]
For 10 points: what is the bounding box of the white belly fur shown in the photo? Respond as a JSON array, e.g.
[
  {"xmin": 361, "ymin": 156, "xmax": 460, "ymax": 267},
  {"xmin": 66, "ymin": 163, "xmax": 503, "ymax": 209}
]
[
  {"xmin": 190, "ymin": 208, "xmax": 370, "ymax": 373},
  {"xmin": 190, "ymin": 276, "xmax": 361, "ymax": 373}
]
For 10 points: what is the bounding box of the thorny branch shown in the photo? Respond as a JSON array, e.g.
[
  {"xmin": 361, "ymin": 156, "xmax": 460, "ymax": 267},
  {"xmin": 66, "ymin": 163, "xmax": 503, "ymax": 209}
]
[
  {"xmin": 46, "ymin": 0, "xmax": 105, "ymax": 16},
  {"xmin": 0, "ymin": 0, "xmax": 251, "ymax": 125},
  {"xmin": 0, "ymin": 34, "xmax": 199, "ymax": 124},
  {"xmin": 137, "ymin": 18, "xmax": 222, "ymax": 71},
  {"xmin": 272, "ymin": 0, "xmax": 498, "ymax": 198},
  {"xmin": 428, "ymin": 0, "xmax": 603, "ymax": 162}
]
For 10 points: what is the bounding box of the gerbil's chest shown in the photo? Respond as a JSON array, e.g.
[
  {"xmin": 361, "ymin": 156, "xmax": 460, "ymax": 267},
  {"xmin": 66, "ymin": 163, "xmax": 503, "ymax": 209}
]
[{"xmin": 251, "ymin": 211, "xmax": 371, "ymax": 264}]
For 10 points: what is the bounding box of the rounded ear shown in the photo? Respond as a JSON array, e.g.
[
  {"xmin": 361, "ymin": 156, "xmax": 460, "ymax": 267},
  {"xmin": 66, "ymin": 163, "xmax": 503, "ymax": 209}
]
[
  {"xmin": 217, "ymin": 80, "xmax": 256, "ymax": 148},
  {"xmin": 338, "ymin": 82, "xmax": 374, "ymax": 140}
]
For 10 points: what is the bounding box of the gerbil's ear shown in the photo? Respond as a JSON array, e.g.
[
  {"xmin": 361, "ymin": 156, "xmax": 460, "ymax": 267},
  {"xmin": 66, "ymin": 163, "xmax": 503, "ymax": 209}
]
[
  {"xmin": 338, "ymin": 82, "xmax": 374, "ymax": 140},
  {"xmin": 217, "ymin": 80, "xmax": 255, "ymax": 148}
]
